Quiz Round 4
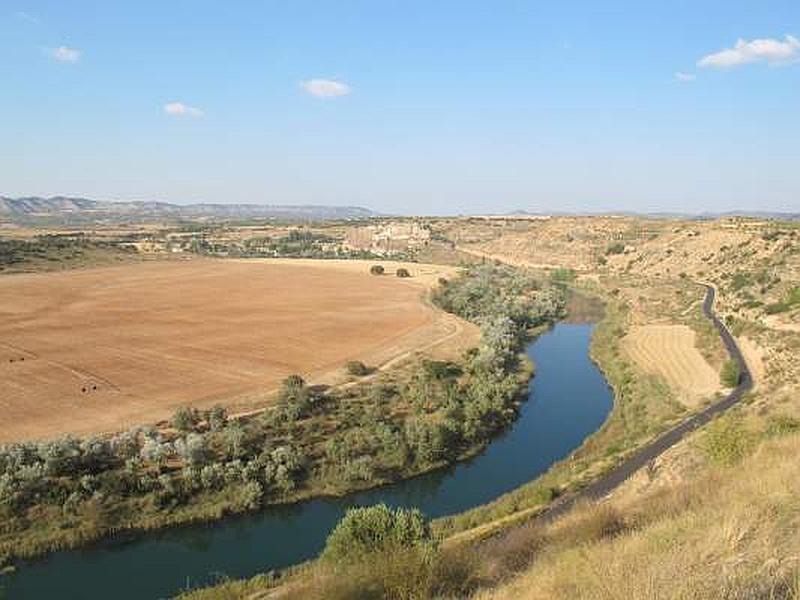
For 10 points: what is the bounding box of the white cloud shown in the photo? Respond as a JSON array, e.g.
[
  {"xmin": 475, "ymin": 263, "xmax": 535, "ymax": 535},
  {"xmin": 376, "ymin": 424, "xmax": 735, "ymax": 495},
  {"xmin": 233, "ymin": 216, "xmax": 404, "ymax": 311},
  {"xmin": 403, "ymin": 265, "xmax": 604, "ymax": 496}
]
[
  {"xmin": 51, "ymin": 46, "xmax": 81, "ymax": 62},
  {"xmin": 698, "ymin": 35, "xmax": 800, "ymax": 68},
  {"xmin": 675, "ymin": 71, "xmax": 696, "ymax": 82},
  {"xmin": 163, "ymin": 102, "xmax": 204, "ymax": 118},
  {"xmin": 301, "ymin": 79, "xmax": 352, "ymax": 98},
  {"xmin": 16, "ymin": 11, "xmax": 41, "ymax": 25}
]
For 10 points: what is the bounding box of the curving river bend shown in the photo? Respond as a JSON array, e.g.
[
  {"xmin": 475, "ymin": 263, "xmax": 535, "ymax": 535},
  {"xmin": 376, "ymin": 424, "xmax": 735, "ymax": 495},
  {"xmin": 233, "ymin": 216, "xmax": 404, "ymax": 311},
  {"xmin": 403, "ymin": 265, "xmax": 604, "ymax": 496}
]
[{"xmin": 4, "ymin": 322, "xmax": 613, "ymax": 599}]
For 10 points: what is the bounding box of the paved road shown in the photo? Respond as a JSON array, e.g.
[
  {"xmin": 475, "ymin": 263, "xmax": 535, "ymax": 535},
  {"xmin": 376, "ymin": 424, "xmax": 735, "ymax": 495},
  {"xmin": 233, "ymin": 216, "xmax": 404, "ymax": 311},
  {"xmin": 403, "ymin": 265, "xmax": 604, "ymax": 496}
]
[{"xmin": 481, "ymin": 284, "xmax": 752, "ymax": 540}]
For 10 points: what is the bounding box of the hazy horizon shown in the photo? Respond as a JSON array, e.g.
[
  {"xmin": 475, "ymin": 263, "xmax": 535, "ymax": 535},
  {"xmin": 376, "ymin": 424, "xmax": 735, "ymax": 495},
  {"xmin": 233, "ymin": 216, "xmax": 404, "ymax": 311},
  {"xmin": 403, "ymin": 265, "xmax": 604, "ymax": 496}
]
[{"xmin": 3, "ymin": 1, "xmax": 799, "ymax": 215}]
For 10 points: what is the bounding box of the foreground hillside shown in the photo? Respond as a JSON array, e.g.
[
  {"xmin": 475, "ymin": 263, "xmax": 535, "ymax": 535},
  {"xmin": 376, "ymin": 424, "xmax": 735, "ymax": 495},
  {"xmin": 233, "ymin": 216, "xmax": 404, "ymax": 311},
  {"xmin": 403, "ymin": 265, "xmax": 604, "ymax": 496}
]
[{"xmin": 479, "ymin": 427, "xmax": 800, "ymax": 599}]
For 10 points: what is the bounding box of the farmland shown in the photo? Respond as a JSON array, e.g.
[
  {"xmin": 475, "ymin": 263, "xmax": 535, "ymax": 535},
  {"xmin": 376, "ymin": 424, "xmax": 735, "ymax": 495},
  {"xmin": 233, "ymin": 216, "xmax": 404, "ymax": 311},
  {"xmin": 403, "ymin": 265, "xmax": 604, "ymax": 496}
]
[
  {"xmin": 0, "ymin": 257, "xmax": 473, "ymax": 442},
  {"xmin": 622, "ymin": 324, "xmax": 721, "ymax": 406}
]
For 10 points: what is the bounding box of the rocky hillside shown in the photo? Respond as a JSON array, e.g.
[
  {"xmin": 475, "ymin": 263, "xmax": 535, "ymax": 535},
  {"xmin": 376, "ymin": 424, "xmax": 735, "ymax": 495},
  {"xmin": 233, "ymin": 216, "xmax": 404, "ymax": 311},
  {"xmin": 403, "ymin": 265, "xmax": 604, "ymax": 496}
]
[{"xmin": 0, "ymin": 196, "xmax": 375, "ymax": 224}]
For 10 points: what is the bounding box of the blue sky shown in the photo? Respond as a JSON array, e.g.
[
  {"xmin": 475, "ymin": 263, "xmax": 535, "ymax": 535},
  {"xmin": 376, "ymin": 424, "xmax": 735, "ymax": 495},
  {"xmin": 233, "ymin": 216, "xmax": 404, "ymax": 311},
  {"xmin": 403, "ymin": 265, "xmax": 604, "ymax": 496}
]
[{"xmin": 2, "ymin": 1, "xmax": 799, "ymax": 215}]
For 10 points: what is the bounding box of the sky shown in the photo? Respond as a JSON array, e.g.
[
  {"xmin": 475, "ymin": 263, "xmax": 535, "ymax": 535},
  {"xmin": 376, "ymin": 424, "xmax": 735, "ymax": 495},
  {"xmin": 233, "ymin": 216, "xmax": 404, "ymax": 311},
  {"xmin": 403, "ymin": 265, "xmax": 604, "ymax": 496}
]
[{"xmin": 2, "ymin": 1, "xmax": 799, "ymax": 215}]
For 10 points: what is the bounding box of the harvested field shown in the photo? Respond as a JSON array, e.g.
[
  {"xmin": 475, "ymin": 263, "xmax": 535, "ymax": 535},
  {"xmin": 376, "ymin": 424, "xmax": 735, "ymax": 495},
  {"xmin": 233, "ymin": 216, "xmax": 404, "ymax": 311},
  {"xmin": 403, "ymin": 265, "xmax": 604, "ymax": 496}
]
[
  {"xmin": 0, "ymin": 258, "xmax": 476, "ymax": 442},
  {"xmin": 623, "ymin": 325, "xmax": 721, "ymax": 406}
]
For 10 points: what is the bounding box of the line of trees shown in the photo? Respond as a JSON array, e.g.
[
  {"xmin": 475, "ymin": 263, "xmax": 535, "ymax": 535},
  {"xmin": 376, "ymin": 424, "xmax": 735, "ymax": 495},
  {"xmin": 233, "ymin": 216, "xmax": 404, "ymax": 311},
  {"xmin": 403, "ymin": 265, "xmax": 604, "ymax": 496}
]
[{"xmin": 0, "ymin": 263, "xmax": 565, "ymax": 559}]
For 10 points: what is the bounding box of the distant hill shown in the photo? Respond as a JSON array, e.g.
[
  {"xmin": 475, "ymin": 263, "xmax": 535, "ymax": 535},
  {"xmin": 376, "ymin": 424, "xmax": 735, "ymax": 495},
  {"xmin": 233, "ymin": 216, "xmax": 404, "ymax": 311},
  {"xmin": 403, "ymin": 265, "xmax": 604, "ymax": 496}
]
[
  {"xmin": 504, "ymin": 209, "xmax": 800, "ymax": 220},
  {"xmin": 0, "ymin": 196, "xmax": 376, "ymax": 224}
]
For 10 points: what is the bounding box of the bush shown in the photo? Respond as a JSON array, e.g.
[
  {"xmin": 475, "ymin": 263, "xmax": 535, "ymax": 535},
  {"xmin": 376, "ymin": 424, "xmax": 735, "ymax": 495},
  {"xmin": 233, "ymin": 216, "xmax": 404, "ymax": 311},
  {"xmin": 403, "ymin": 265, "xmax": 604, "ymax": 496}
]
[
  {"xmin": 345, "ymin": 360, "xmax": 370, "ymax": 377},
  {"xmin": 370, "ymin": 265, "xmax": 385, "ymax": 275},
  {"xmin": 206, "ymin": 405, "xmax": 228, "ymax": 432},
  {"xmin": 322, "ymin": 504, "xmax": 436, "ymax": 564},
  {"xmin": 701, "ymin": 416, "xmax": 753, "ymax": 465},
  {"xmin": 606, "ymin": 242, "xmax": 625, "ymax": 255},
  {"xmin": 172, "ymin": 407, "xmax": 200, "ymax": 432},
  {"xmin": 396, "ymin": 268, "xmax": 411, "ymax": 278},
  {"xmin": 277, "ymin": 375, "xmax": 312, "ymax": 422},
  {"xmin": 720, "ymin": 359, "xmax": 741, "ymax": 388},
  {"xmin": 550, "ymin": 268, "xmax": 576, "ymax": 283},
  {"xmin": 765, "ymin": 415, "xmax": 800, "ymax": 438}
]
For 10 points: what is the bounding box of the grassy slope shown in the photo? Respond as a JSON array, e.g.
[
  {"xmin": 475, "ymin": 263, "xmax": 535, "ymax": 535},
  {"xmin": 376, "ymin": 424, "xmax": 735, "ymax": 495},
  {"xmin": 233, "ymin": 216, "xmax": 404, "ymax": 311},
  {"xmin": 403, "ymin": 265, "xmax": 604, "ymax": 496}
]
[{"xmin": 479, "ymin": 428, "xmax": 800, "ymax": 600}]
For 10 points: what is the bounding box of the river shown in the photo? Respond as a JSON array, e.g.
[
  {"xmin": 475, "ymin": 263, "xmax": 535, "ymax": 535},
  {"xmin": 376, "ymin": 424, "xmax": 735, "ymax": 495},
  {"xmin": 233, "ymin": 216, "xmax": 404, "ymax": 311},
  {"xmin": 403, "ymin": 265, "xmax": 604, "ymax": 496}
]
[{"xmin": 3, "ymin": 322, "xmax": 613, "ymax": 599}]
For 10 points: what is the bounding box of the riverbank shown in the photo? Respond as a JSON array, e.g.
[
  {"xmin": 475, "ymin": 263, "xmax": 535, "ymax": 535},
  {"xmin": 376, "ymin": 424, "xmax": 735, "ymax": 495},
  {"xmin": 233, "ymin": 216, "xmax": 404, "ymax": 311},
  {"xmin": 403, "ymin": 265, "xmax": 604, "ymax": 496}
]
[
  {"xmin": 180, "ymin": 282, "xmax": 759, "ymax": 600},
  {"xmin": 0, "ymin": 265, "xmax": 563, "ymax": 572},
  {"xmin": 432, "ymin": 283, "xmax": 688, "ymax": 539},
  {"xmin": 5, "ymin": 320, "xmax": 611, "ymax": 599}
]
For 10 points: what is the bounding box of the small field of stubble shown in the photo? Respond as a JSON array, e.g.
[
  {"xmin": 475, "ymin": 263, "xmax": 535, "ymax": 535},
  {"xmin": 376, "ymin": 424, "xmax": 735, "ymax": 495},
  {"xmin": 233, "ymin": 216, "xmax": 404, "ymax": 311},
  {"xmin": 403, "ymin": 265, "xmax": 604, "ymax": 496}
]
[
  {"xmin": 0, "ymin": 258, "xmax": 476, "ymax": 442},
  {"xmin": 622, "ymin": 324, "xmax": 721, "ymax": 406}
]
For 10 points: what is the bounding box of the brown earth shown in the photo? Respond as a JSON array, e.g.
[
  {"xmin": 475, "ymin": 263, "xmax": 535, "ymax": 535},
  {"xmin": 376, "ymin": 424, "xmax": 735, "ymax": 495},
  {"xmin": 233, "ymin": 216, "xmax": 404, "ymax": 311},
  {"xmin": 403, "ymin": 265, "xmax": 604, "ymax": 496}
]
[
  {"xmin": 622, "ymin": 324, "xmax": 721, "ymax": 406},
  {"xmin": 0, "ymin": 258, "xmax": 475, "ymax": 442}
]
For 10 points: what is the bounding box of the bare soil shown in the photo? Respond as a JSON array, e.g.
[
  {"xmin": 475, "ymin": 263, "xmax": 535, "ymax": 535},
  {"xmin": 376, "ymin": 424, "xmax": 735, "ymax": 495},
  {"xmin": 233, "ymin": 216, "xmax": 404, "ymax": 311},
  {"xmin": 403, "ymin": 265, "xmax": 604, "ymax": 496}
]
[{"xmin": 0, "ymin": 258, "xmax": 474, "ymax": 442}]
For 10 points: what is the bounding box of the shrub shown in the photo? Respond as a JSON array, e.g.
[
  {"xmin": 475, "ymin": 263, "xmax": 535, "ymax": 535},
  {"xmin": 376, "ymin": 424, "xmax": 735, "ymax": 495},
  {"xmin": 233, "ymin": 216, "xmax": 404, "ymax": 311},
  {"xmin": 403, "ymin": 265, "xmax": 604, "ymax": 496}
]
[
  {"xmin": 322, "ymin": 504, "xmax": 436, "ymax": 564},
  {"xmin": 233, "ymin": 481, "xmax": 264, "ymax": 511},
  {"xmin": 729, "ymin": 272, "xmax": 752, "ymax": 292},
  {"xmin": 720, "ymin": 359, "xmax": 741, "ymax": 388},
  {"xmin": 370, "ymin": 265, "xmax": 385, "ymax": 275},
  {"xmin": 550, "ymin": 268, "xmax": 576, "ymax": 283},
  {"xmin": 606, "ymin": 242, "xmax": 625, "ymax": 255},
  {"xmin": 278, "ymin": 375, "xmax": 312, "ymax": 422},
  {"xmin": 172, "ymin": 407, "xmax": 200, "ymax": 432},
  {"xmin": 765, "ymin": 415, "xmax": 800, "ymax": 438},
  {"xmin": 701, "ymin": 416, "xmax": 753, "ymax": 466},
  {"xmin": 174, "ymin": 433, "xmax": 208, "ymax": 466},
  {"xmin": 396, "ymin": 268, "xmax": 411, "ymax": 278},
  {"xmin": 345, "ymin": 360, "xmax": 370, "ymax": 377},
  {"xmin": 206, "ymin": 405, "xmax": 228, "ymax": 432}
]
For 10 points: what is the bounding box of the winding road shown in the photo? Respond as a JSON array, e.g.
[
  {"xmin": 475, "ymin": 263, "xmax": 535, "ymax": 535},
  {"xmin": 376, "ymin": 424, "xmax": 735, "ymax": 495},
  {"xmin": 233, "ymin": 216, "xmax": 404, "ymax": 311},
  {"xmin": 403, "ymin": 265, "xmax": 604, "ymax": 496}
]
[{"xmin": 482, "ymin": 284, "xmax": 753, "ymax": 538}]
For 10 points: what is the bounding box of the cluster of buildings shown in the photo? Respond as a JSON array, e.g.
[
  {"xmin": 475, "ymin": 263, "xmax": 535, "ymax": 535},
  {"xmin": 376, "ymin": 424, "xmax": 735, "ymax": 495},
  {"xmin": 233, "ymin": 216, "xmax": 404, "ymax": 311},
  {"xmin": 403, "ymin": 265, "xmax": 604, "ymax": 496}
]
[{"xmin": 344, "ymin": 221, "xmax": 431, "ymax": 256}]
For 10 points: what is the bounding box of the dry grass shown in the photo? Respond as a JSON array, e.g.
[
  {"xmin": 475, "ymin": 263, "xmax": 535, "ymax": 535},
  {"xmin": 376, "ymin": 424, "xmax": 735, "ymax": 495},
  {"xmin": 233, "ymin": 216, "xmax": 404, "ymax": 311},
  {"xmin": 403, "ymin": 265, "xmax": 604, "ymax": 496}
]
[
  {"xmin": 623, "ymin": 324, "xmax": 721, "ymax": 406},
  {"xmin": 478, "ymin": 433, "xmax": 800, "ymax": 600}
]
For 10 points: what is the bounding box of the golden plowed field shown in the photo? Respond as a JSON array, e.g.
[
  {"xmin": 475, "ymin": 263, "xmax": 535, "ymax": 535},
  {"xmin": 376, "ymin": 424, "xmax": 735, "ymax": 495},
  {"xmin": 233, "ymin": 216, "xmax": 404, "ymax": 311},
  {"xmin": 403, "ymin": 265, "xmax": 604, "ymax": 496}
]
[
  {"xmin": 623, "ymin": 324, "xmax": 721, "ymax": 406},
  {"xmin": 0, "ymin": 259, "xmax": 473, "ymax": 442}
]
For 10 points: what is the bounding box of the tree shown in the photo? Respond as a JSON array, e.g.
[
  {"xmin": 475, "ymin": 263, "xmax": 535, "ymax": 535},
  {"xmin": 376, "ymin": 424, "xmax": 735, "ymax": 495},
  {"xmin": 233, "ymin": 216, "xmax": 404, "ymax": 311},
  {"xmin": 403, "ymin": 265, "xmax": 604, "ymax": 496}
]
[
  {"xmin": 720, "ymin": 359, "xmax": 741, "ymax": 388},
  {"xmin": 223, "ymin": 423, "xmax": 246, "ymax": 459},
  {"xmin": 322, "ymin": 504, "xmax": 436, "ymax": 564},
  {"xmin": 174, "ymin": 433, "xmax": 208, "ymax": 466},
  {"xmin": 172, "ymin": 407, "xmax": 200, "ymax": 432},
  {"xmin": 396, "ymin": 268, "xmax": 411, "ymax": 278},
  {"xmin": 345, "ymin": 360, "xmax": 370, "ymax": 377},
  {"xmin": 370, "ymin": 264, "xmax": 385, "ymax": 275},
  {"xmin": 278, "ymin": 375, "xmax": 312, "ymax": 422},
  {"xmin": 206, "ymin": 405, "xmax": 228, "ymax": 432}
]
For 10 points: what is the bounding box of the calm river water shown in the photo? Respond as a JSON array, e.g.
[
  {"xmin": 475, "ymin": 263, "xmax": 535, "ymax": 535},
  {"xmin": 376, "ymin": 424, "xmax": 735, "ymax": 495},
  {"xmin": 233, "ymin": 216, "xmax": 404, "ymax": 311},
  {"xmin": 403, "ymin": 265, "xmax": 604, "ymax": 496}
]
[{"xmin": 4, "ymin": 322, "xmax": 613, "ymax": 599}]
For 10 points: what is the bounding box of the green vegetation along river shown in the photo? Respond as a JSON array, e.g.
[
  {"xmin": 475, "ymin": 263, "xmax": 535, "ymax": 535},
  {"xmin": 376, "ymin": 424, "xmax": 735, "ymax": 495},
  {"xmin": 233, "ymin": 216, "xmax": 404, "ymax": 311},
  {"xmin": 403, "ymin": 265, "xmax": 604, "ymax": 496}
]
[{"xmin": 4, "ymin": 322, "xmax": 613, "ymax": 599}]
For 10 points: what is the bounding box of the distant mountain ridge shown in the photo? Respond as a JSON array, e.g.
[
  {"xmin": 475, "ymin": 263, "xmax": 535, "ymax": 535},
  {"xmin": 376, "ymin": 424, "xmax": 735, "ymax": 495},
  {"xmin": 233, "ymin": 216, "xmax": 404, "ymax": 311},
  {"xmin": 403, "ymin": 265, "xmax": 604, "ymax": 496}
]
[{"xmin": 0, "ymin": 196, "xmax": 376, "ymax": 223}]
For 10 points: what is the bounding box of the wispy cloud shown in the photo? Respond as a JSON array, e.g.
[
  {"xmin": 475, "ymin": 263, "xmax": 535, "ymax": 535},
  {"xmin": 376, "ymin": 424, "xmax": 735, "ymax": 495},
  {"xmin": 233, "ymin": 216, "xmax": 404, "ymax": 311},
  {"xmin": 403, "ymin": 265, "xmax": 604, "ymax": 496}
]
[
  {"xmin": 674, "ymin": 71, "xmax": 696, "ymax": 82},
  {"xmin": 51, "ymin": 46, "xmax": 81, "ymax": 63},
  {"xmin": 698, "ymin": 35, "xmax": 800, "ymax": 68},
  {"xmin": 301, "ymin": 79, "xmax": 352, "ymax": 98},
  {"xmin": 163, "ymin": 102, "xmax": 204, "ymax": 118},
  {"xmin": 16, "ymin": 11, "xmax": 41, "ymax": 25}
]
